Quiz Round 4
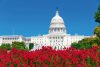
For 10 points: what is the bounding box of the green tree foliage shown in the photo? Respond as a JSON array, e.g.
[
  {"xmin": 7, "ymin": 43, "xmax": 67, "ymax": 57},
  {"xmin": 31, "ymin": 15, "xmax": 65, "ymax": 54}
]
[
  {"xmin": 29, "ymin": 43, "xmax": 34, "ymax": 50},
  {"xmin": 95, "ymin": 5, "xmax": 100, "ymax": 25},
  {"xmin": 71, "ymin": 42, "xmax": 91, "ymax": 49},
  {"xmin": 71, "ymin": 42, "xmax": 80, "ymax": 49},
  {"xmin": 94, "ymin": 26, "xmax": 100, "ymax": 38},
  {"xmin": 91, "ymin": 37, "xmax": 100, "ymax": 45},
  {"xmin": 12, "ymin": 42, "xmax": 28, "ymax": 50},
  {"xmin": 71, "ymin": 37, "xmax": 100, "ymax": 49},
  {"xmin": 0, "ymin": 44, "xmax": 11, "ymax": 50}
]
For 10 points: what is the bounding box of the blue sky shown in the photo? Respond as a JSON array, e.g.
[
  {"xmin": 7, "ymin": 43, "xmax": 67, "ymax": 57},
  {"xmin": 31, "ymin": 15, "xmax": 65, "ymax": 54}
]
[{"xmin": 0, "ymin": 0, "xmax": 100, "ymax": 36}]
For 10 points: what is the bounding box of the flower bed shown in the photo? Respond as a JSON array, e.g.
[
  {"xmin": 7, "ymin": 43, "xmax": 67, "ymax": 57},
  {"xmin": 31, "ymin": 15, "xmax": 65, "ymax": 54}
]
[{"xmin": 0, "ymin": 46, "xmax": 100, "ymax": 67}]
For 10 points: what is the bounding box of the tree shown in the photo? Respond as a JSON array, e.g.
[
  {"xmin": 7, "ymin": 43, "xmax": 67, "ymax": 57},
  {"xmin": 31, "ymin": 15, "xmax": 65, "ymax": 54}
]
[
  {"xmin": 71, "ymin": 38, "xmax": 96, "ymax": 49},
  {"xmin": 71, "ymin": 42, "xmax": 80, "ymax": 49},
  {"xmin": 12, "ymin": 42, "xmax": 28, "ymax": 50},
  {"xmin": 95, "ymin": 5, "xmax": 100, "ymax": 25},
  {"xmin": 0, "ymin": 44, "xmax": 11, "ymax": 50},
  {"xmin": 29, "ymin": 43, "xmax": 34, "ymax": 50},
  {"xmin": 94, "ymin": 26, "xmax": 100, "ymax": 38},
  {"xmin": 91, "ymin": 37, "xmax": 100, "ymax": 46}
]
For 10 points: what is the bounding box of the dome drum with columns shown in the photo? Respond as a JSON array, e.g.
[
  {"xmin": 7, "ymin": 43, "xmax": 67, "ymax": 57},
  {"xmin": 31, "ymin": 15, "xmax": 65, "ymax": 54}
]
[
  {"xmin": 0, "ymin": 9, "xmax": 90, "ymax": 50},
  {"xmin": 49, "ymin": 10, "xmax": 66, "ymax": 34}
]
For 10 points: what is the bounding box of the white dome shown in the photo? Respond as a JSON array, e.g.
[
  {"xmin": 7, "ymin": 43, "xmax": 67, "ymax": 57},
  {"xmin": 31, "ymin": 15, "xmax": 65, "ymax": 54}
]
[
  {"xmin": 49, "ymin": 10, "xmax": 67, "ymax": 34},
  {"xmin": 50, "ymin": 11, "xmax": 65, "ymax": 28},
  {"xmin": 51, "ymin": 14, "xmax": 64, "ymax": 23}
]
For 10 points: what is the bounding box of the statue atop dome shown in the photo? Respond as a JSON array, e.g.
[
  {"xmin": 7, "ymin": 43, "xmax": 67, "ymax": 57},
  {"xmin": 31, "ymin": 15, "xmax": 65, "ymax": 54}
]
[{"xmin": 55, "ymin": 7, "xmax": 59, "ymax": 16}]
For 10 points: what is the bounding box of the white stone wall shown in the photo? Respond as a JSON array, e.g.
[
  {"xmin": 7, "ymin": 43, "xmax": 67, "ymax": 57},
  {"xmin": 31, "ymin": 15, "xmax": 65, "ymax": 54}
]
[
  {"xmin": 71, "ymin": 35, "xmax": 90, "ymax": 43},
  {"xmin": 0, "ymin": 35, "xmax": 26, "ymax": 45},
  {"xmin": 0, "ymin": 34, "xmax": 90, "ymax": 50}
]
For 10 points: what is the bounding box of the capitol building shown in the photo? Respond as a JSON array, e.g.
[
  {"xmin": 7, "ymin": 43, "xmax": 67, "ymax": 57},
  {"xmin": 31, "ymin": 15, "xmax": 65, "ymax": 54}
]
[{"xmin": 0, "ymin": 10, "xmax": 90, "ymax": 50}]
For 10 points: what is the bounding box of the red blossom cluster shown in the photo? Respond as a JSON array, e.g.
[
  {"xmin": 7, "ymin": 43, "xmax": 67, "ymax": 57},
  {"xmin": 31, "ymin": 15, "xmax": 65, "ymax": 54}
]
[{"xmin": 0, "ymin": 46, "xmax": 100, "ymax": 67}]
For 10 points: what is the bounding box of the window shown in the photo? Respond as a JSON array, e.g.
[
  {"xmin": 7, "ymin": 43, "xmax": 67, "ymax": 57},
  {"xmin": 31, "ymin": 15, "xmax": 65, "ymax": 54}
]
[{"xmin": 56, "ymin": 37, "xmax": 57, "ymax": 39}]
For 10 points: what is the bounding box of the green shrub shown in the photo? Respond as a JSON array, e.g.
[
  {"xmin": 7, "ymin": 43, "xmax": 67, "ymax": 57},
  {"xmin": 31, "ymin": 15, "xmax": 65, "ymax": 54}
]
[
  {"xmin": 0, "ymin": 44, "xmax": 11, "ymax": 50},
  {"xmin": 71, "ymin": 42, "xmax": 80, "ymax": 49},
  {"xmin": 29, "ymin": 43, "xmax": 34, "ymax": 50},
  {"xmin": 12, "ymin": 42, "xmax": 28, "ymax": 50}
]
